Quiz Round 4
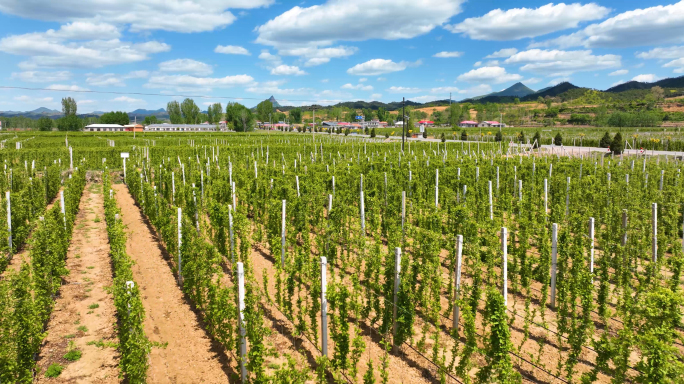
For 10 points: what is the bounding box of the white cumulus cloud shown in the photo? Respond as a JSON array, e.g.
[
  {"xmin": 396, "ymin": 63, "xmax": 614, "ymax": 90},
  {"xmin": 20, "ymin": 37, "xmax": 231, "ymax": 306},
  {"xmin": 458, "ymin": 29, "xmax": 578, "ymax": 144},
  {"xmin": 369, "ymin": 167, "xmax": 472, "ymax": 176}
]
[
  {"xmin": 632, "ymin": 74, "xmax": 659, "ymax": 83},
  {"xmin": 486, "ymin": 48, "xmax": 518, "ymax": 58},
  {"xmin": 433, "ymin": 51, "xmax": 463, "ymax": 58},
  {"xmin": 113, "ymin": 96, "xmax": 145, "ymax": 104},
  {"xmin": 533, "ymin": 1, "xmax": 684, "ymax": 48},
  {"xmin": 0, "ymin": 0, "xmax": 274, "ymax": 33},
  {"xmin": 270, "ymin": 65, "xmax": 306, "ymax": 76},
  {"xmin": 159, "ymin": 59, "xmax": 213, "ymax": 76},
  {"xmin": 504, "ymin": 49, "xmax": 621, "ymax": 76},
  {"xmin": 46, "ymin": 84, "xmax": 89, "ymax": 91},
  {"xmin": 387, "ymin": 86, "xmax": 422, "ymax": 93},
  {"xmin": 609, "ymin": 69, "xmax": 628, "ymax": 76},
  {"xmin": 11, "ymin": 71, "xmax": 71, "ymax": 82},
  {"xmin": 347, "ymin": 59, "xmax": 420, "ymax": 76},
  {"xmin": 215, "ymin": 45, "xmax": 251, "ymax": 55},
  {"xmin": 446, "ymin": 3, "xmax": 609, "ymax": 41},
  {"xmin": 457, "ymin": 66, "xmax": 523, "ymax": 83},
  {"xmin": 145, "ymin": 74, "xmax": 254, "ymax": 90},
  {"xmin": 341, "ymin": 83, "xmax": 373, "ymax": 91}
]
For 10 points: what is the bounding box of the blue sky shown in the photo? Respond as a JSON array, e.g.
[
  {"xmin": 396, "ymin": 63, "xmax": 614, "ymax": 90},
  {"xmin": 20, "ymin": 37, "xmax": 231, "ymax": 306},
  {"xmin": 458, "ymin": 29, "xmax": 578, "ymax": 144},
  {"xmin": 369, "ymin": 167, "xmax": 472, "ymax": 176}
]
[{"xmin": 0, "ymin": 0, "xmax": 683, "ymax": 113}]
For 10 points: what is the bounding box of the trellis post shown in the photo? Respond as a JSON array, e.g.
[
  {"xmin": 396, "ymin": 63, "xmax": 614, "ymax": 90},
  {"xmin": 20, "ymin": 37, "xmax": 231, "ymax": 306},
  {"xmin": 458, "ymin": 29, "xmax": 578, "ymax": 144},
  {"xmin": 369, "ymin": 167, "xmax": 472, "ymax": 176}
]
[
  {"xmin": 321, "ymin": 257, "xmax": 328, "ymax": 357},
  {"xmin": 178, "ymin": 207, "xmax": 182, "ymax": 285},
  {"xmin": 281, "ymin": 200, "xmax": 286, "ymax": 267},
  {"xmin": 237, "ymin": 262, "xmax": 247, "ymax": 383},
  {"xmin": 622, "ymin": 210, "xmax": 628, "ymax": 247},
  {"xmin": 392, "ymin": 247, "xmax": 401, "ymax": 352},
  {"xmin": 589, "ymin": 217, "xmax": 595, "ymax": 275},
  {"xmin": 435, "ymin": 169, "xmax": 439, "ymax": 208},
  {"xmin": 453, "ymin": 235, "xmax": 463, "ymax": 329},
  {"xmin": 652, "ymin": 203, "xmax": 658, "ymax": 262},
  {"xmin": 6, "ymin": 191, "xmax": 11, "ymax": 256},
  {"xmin": 488, "ymin": 180, "xmax": 493, "ymax": 220},
  {"xmin": 550, "ymin": 223, "xmax": 558, "ymax": 308},
  {"xmin": 502, "ymin": 227, "xmax": 508, "ymax": 307}
]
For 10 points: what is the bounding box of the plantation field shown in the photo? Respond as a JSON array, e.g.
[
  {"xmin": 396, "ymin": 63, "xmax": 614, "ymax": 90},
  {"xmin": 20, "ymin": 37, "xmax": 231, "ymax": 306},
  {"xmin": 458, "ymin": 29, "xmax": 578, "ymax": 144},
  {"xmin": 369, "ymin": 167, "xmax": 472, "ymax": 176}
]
[{"xmin": 1, "ymin": 131, "xmax": 683, "ymax": 384}]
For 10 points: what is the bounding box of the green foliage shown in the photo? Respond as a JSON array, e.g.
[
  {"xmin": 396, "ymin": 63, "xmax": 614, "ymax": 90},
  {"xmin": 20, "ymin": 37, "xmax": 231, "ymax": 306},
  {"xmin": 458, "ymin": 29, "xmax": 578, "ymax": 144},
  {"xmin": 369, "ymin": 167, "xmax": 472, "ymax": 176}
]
[
  {"xmin": 610, "ymin": 132, "xmax": 624, "ymax": 154},
  {"xmin": 226, "ymin": 102, "xmax": 255, "ymax": 132},
  {"xmin": 61, "ymin": 97, "xmax": 77, "ymax": 116},
  {"xmin": 554, "ymin": 132, "xmax": 563, "ymax": 145},
  {"xmin": 599, "ymin": 132, "xmax": 612, "ymax": 148},
  {"xmin": 63, "ymin": 349, "xmax": 82, "ymax": 361},
  {"xmin": 143, "ymin": 115, "xmax": 159, "ymax": 125},
  {"xmin": 180, "ymin": 98, "xmax": 201, "ymax": 124},
  {"xmin": 100, "ymin": 111, "xmax": 130, "ymax": 125},
  {"xmin": 45, "ymin": 363, "xmax": 64, "ymax": 378},
  {"xmin": 57, "ymin": 115, "xmax": 83, "ymax": 131},
  {"xmin": 167, "ymin": 101, "xmax": 182, "ymax": 124},
  {"xmin": 37, "ymin": 117, "xmax": 53, "ymax": 131},
  {"xmin": 256, "ymin": 99, "xmax": 274, "ymax": 123}
]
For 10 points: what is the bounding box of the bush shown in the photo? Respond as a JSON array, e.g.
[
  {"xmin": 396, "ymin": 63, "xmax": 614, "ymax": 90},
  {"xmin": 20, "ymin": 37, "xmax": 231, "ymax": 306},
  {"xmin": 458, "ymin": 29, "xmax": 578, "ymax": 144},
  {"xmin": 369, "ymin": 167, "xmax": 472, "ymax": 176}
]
[
  {"xmin": 37, "ymin": 116, "xmax": 53, "ymax": 131},
  {"xmin": 64, "ymin": 349, "xmax": 82, "ymax": 362},
  {"xmin": 45, "ymin": 364, "xmax": 64, "ymax": 378},
  {"xmin": 461, "ymin": 130, "xmax": 468, "ymax": 141},
  {"xmin": 440, "ymin": 133, "xmax": 446, "ymax": 142},
  {"xmin": 422, "ymin": 130, "xmax": 428, "ymax": 139},
  {"xmin": 495, "ymin": 131, "xmax": 502, "ymax": 142},
  {"xmin": 518, "ymin": 131, "xmax": 526, "ymax": 144},
  {"xmin": 384, "ymin": 133, "xmax": 389, "ymax": 139},
  {"xmin": 610, "ymin": 132, "xmax": 624, "ymax": 154},
  {"xmin": 370, "ymin": 128, "xmax": 376, "ymax": 138},
  {"xmin": 532, "ymin": 131, "xmax": 540, "ymax": 148},
  {"xmin": 554, "ymin": 133, "xmax": 563, "ymax": 146},
  {"xmin": 599, "ymin": 132, "xmax": 612, "ymax": 148}
]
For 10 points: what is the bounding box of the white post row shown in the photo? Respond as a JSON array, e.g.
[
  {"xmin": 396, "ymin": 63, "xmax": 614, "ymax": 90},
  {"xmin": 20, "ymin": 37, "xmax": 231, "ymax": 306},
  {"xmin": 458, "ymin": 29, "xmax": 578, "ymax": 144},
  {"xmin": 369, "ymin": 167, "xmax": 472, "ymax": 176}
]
[
  {"xmin": 488, "ymin": 180, "xmax": 493, "ymax": 220},
  {"xmin": 232, "ymin": 182, "xmax": 237, "ymax": 208},
  {"xmin": 550, "ymin": 223, "xmax": 558, "ymax": 308},
  {"xmin": 392, "ymin": 247, "xmax": 401, "ymax": 352},
  {"xmin": 589, "ymin": 217, "xmax": 595, "ymax": 275},
  {"xmin": 622, "ymin": 210, "xmax": 628, "ymax": 247},
  {"xmin": 401, "ymin": 191, "xmax": 406, "ymax": 237},
  {"xmin": 60, "ymin": 190, "xmax": 66, "ymax": 229},
  {"xmin": 321, "ymin": 257, "xmax": 328, "ymax": 357},
  {"xmin": 296, "ymin": 176, "xmax": 300, "ymax": 197},
  {"xmin": 178, "ymin": 208, "xmax": 182, "ymax": 285},
  {"xmin": 6, "ymin": 191, "xmax": 11, "ymax": 256},
  {"xmin": 69, "ymin": 146, "xmax": 73, "ymax": 170},
  {"xmin": 281, "ymin": 200, "xmax": 286, "ymax": 267},
  {"xmin": 237, "ymin": 262, "xmax": 247, "ymax": 383},
  {"xmin": 172, "ymin": 172, "xmax": 175, "ymax": 204},
  {"xmin": 360, "ymin": 191, "xmax": 365, "ymax": 233},
  {"xmin": 229, "ymin": 205, "xmax": 235, "ymax": 264},
  {"xmin": 544, "ymin": 179, "xmax": 548, "ymax": 217},
  {"xmin": 502, "ymin": 227, "xmax": 508, "ymax": 307},
  {"xmin": 652, "ymin": 203, "xmax": 658, "ymax": 263},
  {"xmin": 452, "ymin": 235, "xmax": 463, "ymax": 329},
  {"xmin": 435, "ymin": 169, "xmax": 439, "ymax": 208}
]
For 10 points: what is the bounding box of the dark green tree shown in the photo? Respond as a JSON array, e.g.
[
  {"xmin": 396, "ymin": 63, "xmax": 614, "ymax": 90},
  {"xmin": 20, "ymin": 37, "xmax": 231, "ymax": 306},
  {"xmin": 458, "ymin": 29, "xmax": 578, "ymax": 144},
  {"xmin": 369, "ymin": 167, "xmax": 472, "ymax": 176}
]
[
  {"xmin": 226, "ymin": 102, "xmax": 254, "ymax": 132},
  {"xmin": 167, "ymin": 101, "xmax": 182, "ymax": 124},
  {"xmin": 532, "ymin": 131, "xmax": 541, "ymax": 148},
  {"xmin": 554, "ymin": 132, "xmax": 563, "ymax": 146},
  {"xmin": 495, "ymin": 131, "xmax": 503, "ymax": 142},
  {"xmin": 461, "ymin": 129, "xmax": 468, "ymax": 141},
  {"xmin": 100, "ymin": 111, "xmax": 129, "ymax": 125},
  {"xmin": 610, "ymin": 132, "xmax": 624, "ymax": 154},
  {"xmin": 256, "ymin": 99, "xmax": 274, "ymax": 123},
  {"xmin": 370, "ymin": 128, "xmax": 376, "ymax": 138},
  {"xmin": 180, "ymin": 98, "xmax": 200, "ymax": 124},
  {"xmin": 599, "ymin": 132, "xmax": 612, "ymax": 148},
  {"xmin": 37, "ymin": 116, "xmax": 53, "ymax": 131},
  {"xmin": 61, "ymin": 97, "xmax": 77, "ymax": 116},
  {"xmin": 289, "ymin": 108, "xmax": 302, "ymax": 124},
  {"xmin": 143, "ymin": 116, "xmax": 159, "ymax": 125},
  {"xmin": 57, "ymin": 115, "xmax": 82, "ymax": 131}
]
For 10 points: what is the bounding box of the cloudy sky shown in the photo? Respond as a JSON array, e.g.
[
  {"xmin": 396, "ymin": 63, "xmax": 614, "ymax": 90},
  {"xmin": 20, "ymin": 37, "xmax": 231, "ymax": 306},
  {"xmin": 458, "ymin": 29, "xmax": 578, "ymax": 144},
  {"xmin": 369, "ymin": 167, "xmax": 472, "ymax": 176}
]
[{"xmin": 0, "ymin": 0, "xmax": 683, "ymax": 112}]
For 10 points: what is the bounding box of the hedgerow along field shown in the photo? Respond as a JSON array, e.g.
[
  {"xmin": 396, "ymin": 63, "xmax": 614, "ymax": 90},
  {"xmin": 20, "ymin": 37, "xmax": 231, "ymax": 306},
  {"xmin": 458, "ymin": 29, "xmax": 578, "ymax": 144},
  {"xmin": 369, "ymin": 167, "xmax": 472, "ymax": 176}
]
[{"xmin": 1, "ymin": 131, "xmax": 684, "ymax": 384}]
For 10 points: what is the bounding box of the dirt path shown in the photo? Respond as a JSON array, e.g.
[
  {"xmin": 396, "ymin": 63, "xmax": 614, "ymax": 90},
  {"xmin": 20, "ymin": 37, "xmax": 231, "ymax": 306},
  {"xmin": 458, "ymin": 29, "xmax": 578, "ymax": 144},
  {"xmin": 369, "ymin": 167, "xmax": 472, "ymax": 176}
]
[
  {"xmin": 3, "ymin": 187, "xmax": 63, "ymax": 276},
  {"xmin": 36, "ymin": 183, "xmax": 119, "ymax": 383},
  {"xmin": 112, "ymin": 183, "xmax": 229, "ymax": 383}
]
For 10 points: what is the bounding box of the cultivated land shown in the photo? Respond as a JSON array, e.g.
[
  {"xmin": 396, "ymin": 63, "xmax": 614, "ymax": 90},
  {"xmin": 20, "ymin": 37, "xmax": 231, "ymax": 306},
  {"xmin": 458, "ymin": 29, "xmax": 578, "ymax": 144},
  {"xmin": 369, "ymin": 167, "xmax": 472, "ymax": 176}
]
[{"xmin": 1, "ymin": 131, "xmax": 683, "ymax": 384}]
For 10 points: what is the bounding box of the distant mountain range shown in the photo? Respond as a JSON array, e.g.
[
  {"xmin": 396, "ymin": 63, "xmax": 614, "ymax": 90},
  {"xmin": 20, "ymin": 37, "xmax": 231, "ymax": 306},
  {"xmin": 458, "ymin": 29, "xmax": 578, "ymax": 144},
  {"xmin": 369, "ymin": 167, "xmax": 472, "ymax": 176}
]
[{"xmin": 4, "ymin": 75, "xmax": 684, "ymax": 120}]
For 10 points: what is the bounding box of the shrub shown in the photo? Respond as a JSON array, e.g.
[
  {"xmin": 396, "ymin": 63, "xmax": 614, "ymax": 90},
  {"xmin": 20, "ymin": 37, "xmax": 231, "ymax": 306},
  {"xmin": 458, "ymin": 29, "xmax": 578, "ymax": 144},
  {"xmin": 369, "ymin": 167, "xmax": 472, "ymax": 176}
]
[
  {"xmin": 461, "ymin": 130, "xmax": 468, "ymax": 141},
  {"xmin": 554, "ymin": 133, "xmax": 563, "ymax": 146},
  {"xmin": 64, "ymin": 349, "xmax": 82, "ymax": 362},
  {"xmin": 495, "ymin": 131, "xmax": 502, "ymax": 142},
  {"xmin": 370, "ymin": 128, "xmax": 376, "ymax": 138},
  {"xmin": 610, "ymin": 132, "xmax": 624, "ymax": 154},
  {"xmin": 532, "ymin": 132, "xmax": 541, "ymax": 148},
  {"xmin": 45, "ymin": 364, "xmax": 64, "ymax": 378},
  {"xmin": 599, "ymin": 132, "xmax": 612, "ymax": 148},
  {"xmin": 422, "ymin": 130, "xmax": 428, "ymax": 139},
  {"xmin": 440, "ymin": 133, "xmax": 446, "ymax": 142}
]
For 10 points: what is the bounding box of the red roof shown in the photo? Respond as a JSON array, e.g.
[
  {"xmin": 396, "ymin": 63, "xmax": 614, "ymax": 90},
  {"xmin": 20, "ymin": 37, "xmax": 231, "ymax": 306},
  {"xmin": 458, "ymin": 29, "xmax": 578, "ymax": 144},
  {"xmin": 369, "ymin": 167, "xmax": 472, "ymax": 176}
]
[
  {"xmin": 460, "ymin": 120, "xmax": 477, "ymax": 124},
  {"xmin": 418, "ymin": 120, "xmax": 435, "ymax": 124}
]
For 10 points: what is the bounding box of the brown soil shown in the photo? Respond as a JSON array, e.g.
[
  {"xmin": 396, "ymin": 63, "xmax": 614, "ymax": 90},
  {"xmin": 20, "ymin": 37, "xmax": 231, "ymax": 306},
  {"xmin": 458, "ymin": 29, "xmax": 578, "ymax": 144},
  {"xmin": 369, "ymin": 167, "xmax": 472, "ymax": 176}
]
[
  {"xmin": 35, "ymin": 183, "xmax": 120, "ymax": 383},
  {"xmin": 112, "ymin": 183, "xmax": 230, "ymax": 383}
]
